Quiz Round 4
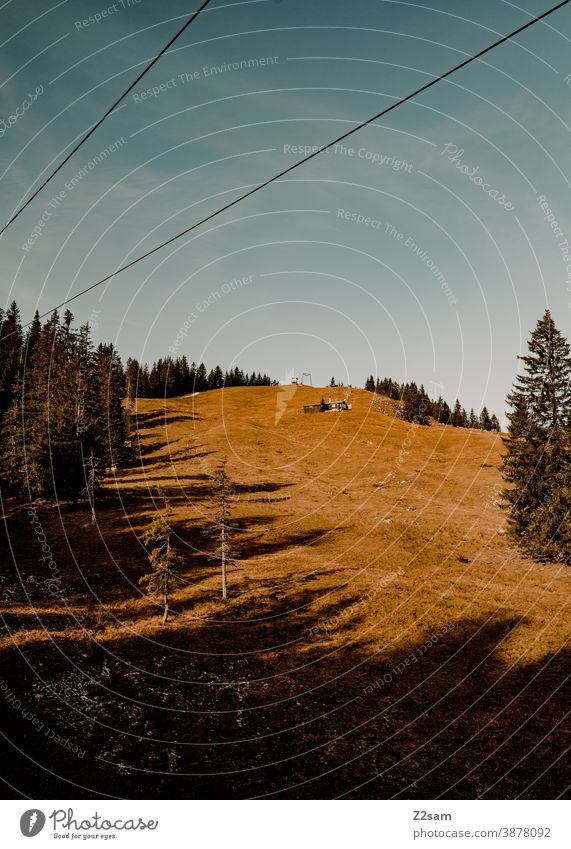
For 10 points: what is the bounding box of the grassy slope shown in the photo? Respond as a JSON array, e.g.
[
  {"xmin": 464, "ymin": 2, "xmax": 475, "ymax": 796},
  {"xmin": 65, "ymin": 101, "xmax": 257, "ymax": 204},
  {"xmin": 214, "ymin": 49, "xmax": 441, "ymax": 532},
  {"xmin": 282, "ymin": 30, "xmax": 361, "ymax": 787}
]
[{"xmin": 0, "ymin": 386, "xmax": 568, "ymax": 799}]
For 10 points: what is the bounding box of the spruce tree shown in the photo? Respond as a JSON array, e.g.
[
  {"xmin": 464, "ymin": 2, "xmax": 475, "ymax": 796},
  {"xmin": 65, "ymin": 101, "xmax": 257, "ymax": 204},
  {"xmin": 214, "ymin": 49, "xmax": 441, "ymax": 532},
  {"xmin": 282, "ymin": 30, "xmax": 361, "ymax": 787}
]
[
  {"xmin": 140, "ymin": 492, "xmax": 183, "ymax": 623},
  {"xmin": 92, "ymin": 343, "xmax": 127, "ymax": 469},
  {"xmin": 125, "ymin": 357, "xmax": 141, "ymax": 402},
  {"xmin": 417, "ymin": 386, "xmax": 431, "ymax": 425},
  {"xmin": 439, "ymin": 400, "xmax": 451, "ymax": 425},
  {"xmin": 451, "ymin": 399, "xmax": 464, "ymax": 427},
  {"xmin": 47, "ymin": 310, "xmax": 85, "ymax": 501},
  {"xmin": 400, "ymin": 383, "xmax": 417, "ymax": 422},
  {"xmin": 0, "ymin": 301, "xmax": 22, "ymax": 418},
  {"xmin": 501, "ymin": 310, "xmax": 571, "ymax": 562},
  {"xmin": 22, "ymin": 311, "xmax": 60, "ymax": 498},
  {"xmin": 0, "ymin": 370, "xmax": 25, "ymax": 492},
  {"xmin": 479, "ymin": 407, "xmax": 493, "ymax": 431},
  {"xmin": 207, "ymin": 365, "xmax": 224, "ymax": 390},
  {"xmin": 195, "ymin": 363, "xmax": 208, "ymax": 392},
  {"xmin": 207, "ymin": 461, "xmax": 235, "ymax": 599}
]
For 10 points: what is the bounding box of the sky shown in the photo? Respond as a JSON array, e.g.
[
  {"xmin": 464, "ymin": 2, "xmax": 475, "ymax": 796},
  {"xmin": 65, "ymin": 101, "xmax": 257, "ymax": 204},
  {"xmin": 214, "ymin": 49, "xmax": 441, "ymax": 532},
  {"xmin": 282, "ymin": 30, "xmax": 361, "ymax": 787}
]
[{"xmin": 1, "ymin": 0, "xmax": 571, "ymax": 421}]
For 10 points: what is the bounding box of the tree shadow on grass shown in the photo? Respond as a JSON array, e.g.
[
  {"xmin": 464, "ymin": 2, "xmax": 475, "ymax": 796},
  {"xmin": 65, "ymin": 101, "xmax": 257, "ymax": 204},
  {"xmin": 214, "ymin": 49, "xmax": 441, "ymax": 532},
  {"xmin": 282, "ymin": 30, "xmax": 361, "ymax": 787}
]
[
  {"xmin": 131, "ymin": 478, "xmax": 294, "ymax": 500},
  {"xmin": 138, "ymin": 442, "xmax": 217, "ymax": 466},
  {"xmin": 0, "ymin": 600, "xmax": 568, "ymax": 801},
  {"xmin": 232, "ymin": 524, "xmax": 339, "ymax": 560},
  {"xmin": 133, "ymin": 411, "xmax": 199, "ymax": 427}
]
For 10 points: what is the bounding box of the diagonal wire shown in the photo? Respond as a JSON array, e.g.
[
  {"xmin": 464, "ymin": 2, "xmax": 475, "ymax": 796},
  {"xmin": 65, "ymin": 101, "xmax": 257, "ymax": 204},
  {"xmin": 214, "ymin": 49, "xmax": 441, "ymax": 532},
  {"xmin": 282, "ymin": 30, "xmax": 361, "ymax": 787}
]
[
  {"xmin": 4, "ymin": 0, "xmax": 569, "ymax": 340},
  {"xmin": 0, "ymin": 0, "xmax": 214, "ymax": 238}
]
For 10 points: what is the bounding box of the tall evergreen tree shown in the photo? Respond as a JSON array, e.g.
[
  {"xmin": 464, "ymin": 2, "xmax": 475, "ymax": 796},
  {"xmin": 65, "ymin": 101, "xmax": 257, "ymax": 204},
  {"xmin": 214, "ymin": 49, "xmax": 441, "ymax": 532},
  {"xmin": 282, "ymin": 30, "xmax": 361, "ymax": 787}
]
[
  {"xmin": 47, "ymin": 310, "xmax": 86, "ymax": 501},
  {"xmin": 195, "ymin": 363, "xmax": 208, "ymax": 392},
  {"xmin": 207, "ymin": 461, "xmax": 235, "ymax": 600},
  {"xmin": 92, "ymin": 343, "xmax": 127, "ymax": 468},
  {"xmin": 140, "ymin": 492, "xmax": 183, "ymax": 623},
  {"xmin": 501, "ymin": 310, "xmax": 571, "ymax": 562},
  {"xmin": 207, "ymin": 365, "xmax": 224, "ymax": 390},
  {"xmin": 439, "ymin": 400, "xmax": 451, "ymax": 424},
  {"xmin": 400, "ymin": 382, "xmax": 430, "ymax": 425},
  {"xmin": 400, "ymin": 383, "xmax": 418, "ymax": 422},
  {"xmin": 479, "ymin": 407, "xmax": 493, "ymax": 431},
  {"xmin": 21, "ymin": 310, "xmax": 61, "ymax": 498},
  {"xmin": 125, "ymin": 357, "xmax": 141, "ymax": 403},
  {"xmin": 0, "ymin": 301, "xmax": 22, "ymax": 419},
  {"xmin": 451, "ymin": 399, "xmax": 464, "ymax": 427}
]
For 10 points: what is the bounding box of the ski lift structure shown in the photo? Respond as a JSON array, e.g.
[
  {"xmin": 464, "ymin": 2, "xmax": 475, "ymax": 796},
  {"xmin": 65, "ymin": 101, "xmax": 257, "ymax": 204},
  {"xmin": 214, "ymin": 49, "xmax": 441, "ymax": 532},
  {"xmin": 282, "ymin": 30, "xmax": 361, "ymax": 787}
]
[{"xmin": 291, "ymin": 372, "xmax": 312, "ymax": 386}]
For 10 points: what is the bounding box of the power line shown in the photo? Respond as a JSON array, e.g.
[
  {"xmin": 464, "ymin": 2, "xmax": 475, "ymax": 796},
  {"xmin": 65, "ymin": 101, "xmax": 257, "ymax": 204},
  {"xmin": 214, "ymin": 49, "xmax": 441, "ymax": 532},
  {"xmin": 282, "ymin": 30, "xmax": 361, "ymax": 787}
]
[
  {"xmin": 5, "ymin": 0, "xmax": 569, "ymax": 339},
  {"xmin": 0, "ymin": 0, "xmax": 214, "ymax": 239}
]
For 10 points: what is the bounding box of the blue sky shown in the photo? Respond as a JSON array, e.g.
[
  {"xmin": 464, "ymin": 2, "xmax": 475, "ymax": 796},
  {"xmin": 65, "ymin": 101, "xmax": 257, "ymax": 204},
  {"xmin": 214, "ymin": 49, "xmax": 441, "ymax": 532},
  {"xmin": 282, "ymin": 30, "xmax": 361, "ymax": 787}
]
[{"xmin": 1, "ymin": 0, "xmax": 571, "ymax": 420}]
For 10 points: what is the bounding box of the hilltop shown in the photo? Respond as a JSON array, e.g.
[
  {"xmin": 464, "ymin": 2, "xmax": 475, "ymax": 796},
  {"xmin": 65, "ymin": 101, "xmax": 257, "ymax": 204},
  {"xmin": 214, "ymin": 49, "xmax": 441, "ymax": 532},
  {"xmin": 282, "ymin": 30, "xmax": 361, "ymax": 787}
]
[{"xmin": 0, "ymin": 386, "xmax": 568, "ymax": 799}]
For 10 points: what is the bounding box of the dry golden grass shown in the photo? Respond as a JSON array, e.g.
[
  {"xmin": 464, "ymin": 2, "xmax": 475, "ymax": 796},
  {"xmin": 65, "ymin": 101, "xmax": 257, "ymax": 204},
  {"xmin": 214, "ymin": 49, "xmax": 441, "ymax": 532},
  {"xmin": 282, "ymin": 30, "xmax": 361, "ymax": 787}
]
[{"xmin": 0, "ymin": 386, "xmax": 568, "ymax": 799}]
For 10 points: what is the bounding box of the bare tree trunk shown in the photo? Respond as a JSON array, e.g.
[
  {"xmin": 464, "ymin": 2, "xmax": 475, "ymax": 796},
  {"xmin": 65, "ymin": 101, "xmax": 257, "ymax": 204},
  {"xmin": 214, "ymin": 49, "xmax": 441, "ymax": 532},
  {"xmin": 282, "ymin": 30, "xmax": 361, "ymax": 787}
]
[
  {"xmin": 163, "ymin": 537, "xmax": 170, "ymax": 622},
  {"xmin": 221, "ymin": 520, "xmax": 227, "ymax": 600},
  {"xmin": 162, "ymin": 592, "xmax": 169, "ymax": 623},
  {"xmin": 89, "ymin": 447, "xmax": 96, "ymax": 525},
  {"xmin": 211, "ymin": 463, "xmax": 232, "ymax": 600}
]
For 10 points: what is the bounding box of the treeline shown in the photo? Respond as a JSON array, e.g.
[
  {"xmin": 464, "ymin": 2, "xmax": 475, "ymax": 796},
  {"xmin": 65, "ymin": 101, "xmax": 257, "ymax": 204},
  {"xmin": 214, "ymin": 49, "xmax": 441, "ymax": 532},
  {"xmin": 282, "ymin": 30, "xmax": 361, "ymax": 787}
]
[
  {"xmin": 364, "ymin": 375, "xmax": 500, "ymax": 430},
  {"xmin": 0, "ymin": 303, "xmax": 128, "ymax": 503},
  {"xmin": 0, "ymin": 301, "xmax": 275, "ymax": 504},
  {"xmin": 126, "ymin": 356, "xmax": 275, "ymax": 398}
]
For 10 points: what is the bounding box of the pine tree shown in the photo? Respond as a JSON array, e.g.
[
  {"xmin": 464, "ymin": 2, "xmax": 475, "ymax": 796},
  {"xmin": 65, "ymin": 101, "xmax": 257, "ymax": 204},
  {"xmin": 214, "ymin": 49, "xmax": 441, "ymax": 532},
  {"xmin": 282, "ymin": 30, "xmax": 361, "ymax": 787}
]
[
  {"xmin": 188, "ymin": 361, "xmax": 197, "ymax": 393},
  {"xmin": 451, "ymin": 399, "xmax": 464, "ymax": 427},
  {"xmin": 24, "ymin": 311, "xmax": 41, "ymax": 366},
  {"xmin": 417, "ymin": 385, "xmax": 431, "ymax": 425},
  {"xmin": 400, "ymin": 383, "xmax": 417, "ymax": 422},
  {"xmin": 125, "ymin": 357, "xmax": 141, "ymax": 402},
  {"xmin": 207, "ymin": 365, "xmax": 224, "ymax": 390},
  {"xmin": 82, "ymin": 445, "xmax": 102, "ymax": 525},
  {"xmin": 0, "ymin": 301, "xmax": 22, "ymax": 419},
  {"xmin": 365, "ymin": 376, "xmax": 376, "ymax": 392},
  {"xmin": 92, "ymin": 343, "xmax": 127, "ymax": 469},
  {"xmin": 140, "ymin": 493, "xmax": 183, "ymax": 622},
  {"xmin": 400, "ymin": 382, "xmax": 430, "ymax": 425},
  {"xmin": 48, "ymin": 310, "xmax": 86, "ymax": 502},
  {"xmin": 21, "ymin": 310, "xmax": 61, "ymax": 499},
  {"xmin": 479, "ymin": 407, "xmax": 493, "ymax": 431},
  {"xmin": 207, "ymin": 461, "xmax": 235, "ymax": 599},
  {"xmin": 0, "ymin": 370, "xmax": 25, "ymax": 492},
  {"xmin": 195, "ymin": 362, "xmax": 208, "ymax": 392},
  {"xmin": 432, "ymin": 395, "xmax": 450, "ymax": 424},
  {"xmin": 180, "ymin": 356, "xmax": 191, "ymax": 392},
  {"xmin": 439, "ymin": 400, "xmax": 451, "ymax": 424},
  {"xmin": 501, "ymin": 310, "xmax": 571, "ymax": 562}
]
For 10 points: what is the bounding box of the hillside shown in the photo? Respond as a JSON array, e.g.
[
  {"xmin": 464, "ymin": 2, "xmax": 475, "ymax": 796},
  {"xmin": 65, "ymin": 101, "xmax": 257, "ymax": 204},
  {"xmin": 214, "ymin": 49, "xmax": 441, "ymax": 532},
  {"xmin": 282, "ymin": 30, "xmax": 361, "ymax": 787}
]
[{"xmin": 0, "ymin": 386, "xmax": 568, "ymax": 799}]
